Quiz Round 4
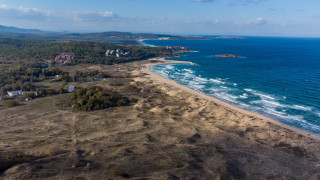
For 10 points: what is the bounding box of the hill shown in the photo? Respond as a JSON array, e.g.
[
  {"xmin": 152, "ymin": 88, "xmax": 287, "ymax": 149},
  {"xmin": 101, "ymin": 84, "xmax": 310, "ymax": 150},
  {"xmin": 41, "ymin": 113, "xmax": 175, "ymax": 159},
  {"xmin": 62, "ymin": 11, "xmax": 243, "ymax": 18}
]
[{"xmin": 0, "ymin": 25, "xmax": 43, "ymax": 33}]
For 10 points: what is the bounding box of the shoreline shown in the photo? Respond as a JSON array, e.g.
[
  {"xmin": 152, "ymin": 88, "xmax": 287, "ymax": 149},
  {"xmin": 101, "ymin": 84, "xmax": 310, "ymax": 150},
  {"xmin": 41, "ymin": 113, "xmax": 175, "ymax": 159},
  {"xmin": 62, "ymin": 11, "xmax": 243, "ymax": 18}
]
[{"xmin": 142, "ymin": 58, "xmax": 320, "ymax": 141}]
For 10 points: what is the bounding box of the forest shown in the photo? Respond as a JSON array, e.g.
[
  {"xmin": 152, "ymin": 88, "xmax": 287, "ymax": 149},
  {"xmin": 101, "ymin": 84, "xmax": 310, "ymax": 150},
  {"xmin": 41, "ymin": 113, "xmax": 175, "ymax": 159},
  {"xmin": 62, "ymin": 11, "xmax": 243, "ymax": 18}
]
[
  {"xmin": 0, "ymin": 37, "xmax": 174, "ymax": 96},
  {"xmin": 0, "ymin": 38, "xmax": 173, "ymax": 65}
]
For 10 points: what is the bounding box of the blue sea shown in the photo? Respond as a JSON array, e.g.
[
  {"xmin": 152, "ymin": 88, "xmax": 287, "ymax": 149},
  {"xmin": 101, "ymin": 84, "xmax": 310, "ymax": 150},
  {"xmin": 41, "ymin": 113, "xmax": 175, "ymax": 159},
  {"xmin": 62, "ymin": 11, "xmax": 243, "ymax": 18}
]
[{"xmin": 141, "ymin": 37, "xmax": 320, "ymax": 135}]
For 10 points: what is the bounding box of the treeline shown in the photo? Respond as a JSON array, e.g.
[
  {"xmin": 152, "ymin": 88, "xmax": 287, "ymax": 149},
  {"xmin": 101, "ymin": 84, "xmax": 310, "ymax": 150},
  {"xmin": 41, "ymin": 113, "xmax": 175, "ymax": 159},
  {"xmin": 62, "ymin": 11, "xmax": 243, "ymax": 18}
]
[
  {"xmin": 0, "ymin": 38, "xmax": 173, "ymax": 65},
  {"xmin": 71, "ymin": 86, "xmax": 130, "ymax": 111},
  {"xmin": 0, "ymin": 66, "xmax": 65, "ymax": 93},
  {"xmin": 0, "ymin": 65, "xmax": 112, "ymax": 95}
]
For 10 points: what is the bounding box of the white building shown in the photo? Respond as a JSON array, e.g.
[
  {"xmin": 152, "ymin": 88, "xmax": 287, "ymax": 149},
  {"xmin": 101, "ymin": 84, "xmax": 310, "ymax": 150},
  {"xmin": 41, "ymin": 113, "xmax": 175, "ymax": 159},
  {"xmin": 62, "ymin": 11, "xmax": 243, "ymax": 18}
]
[
  {"xmin": 68, "ymin": 85, "xmax": 75, "ymax": 93},
  {"xmin": 7, "ymin": 90, "xmax": 24, "ymax": 97}
]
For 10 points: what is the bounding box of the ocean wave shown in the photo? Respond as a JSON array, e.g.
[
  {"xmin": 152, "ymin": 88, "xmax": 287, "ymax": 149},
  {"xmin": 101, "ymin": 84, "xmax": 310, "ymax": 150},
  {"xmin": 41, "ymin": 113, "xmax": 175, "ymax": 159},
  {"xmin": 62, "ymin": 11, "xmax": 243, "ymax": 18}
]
[
  {"xmin": 215, "ymin": 92, "xmax": 237, "ymax": 103},
  {"xmin": 195, "ymin": 76, "xmax": 209, "ymax": 83},
  {"xmin": 239, "ymin": 93, "xmax": 248, "ymax": 99},
  {"xmin": 290, "ymin": 105, "xmax": 313, "ymax": 111},
  {"xmin": 261, "ymin": 99, "xmax": 285, "ymax": 108},
  {"xmin": 210, "ymin": 78, "xmax": 222, "ymax": 84},
  {"xmin": 220, "ymin": 86, "xmax": 229, "ymax": 89},
  {"xmin": 256, "ymin": 93, "xmax": 275, "ymax": 100},
  {"xmin": 183, "ymin": 68, "xmax": 195, "ymax": 74},
  {"xmin": 244, "ymin": 88, "xmax": 253, "ymax": 92},
  {"xmin": 188, "ymin": 82, "xmax": 205, "ymax": 91},
  {"xmin": 165, "ymin": 65, "xmax": 175, "ymax": 70}
]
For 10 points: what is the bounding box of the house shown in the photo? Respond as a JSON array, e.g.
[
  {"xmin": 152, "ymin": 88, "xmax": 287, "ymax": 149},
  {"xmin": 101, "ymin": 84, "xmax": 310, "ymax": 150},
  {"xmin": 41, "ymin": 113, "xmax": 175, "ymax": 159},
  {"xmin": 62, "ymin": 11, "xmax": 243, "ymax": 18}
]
[
  {"xmin": 93, "ymin": 78, "xmax": 103, "ymax": 81},
  {"xmin": 54, "ymin": 52, "xmax": 75, "ymax": 63},
  {"xmin": 7, "ymin": 90, "xmax": 24, "ymax": 97},
  {"xmin": 68, "ymin": 85, "xmax": 75, "ymax": 93}
]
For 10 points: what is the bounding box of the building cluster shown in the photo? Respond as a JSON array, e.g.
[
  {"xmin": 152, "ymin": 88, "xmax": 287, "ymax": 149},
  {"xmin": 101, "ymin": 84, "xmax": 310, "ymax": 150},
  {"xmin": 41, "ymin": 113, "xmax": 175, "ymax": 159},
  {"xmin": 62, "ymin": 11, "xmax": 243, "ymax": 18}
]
[
  {"xmin": 105, "ymin": 49, "xmax": 131, "ymax": 58},
  {"xmin": 158, "ymin": 37, "xmax": 170, "ymax": 40},
  {"xmin": 54, "ymin": 52, "xmax": 75, "ymax": 63},
  {"xmin": 165, "ymin": 46, "xmax": 190, "ymax": 52},
  {"xmin": 6, "ymin": 90, "xmax": 38, "ymax": 100}
]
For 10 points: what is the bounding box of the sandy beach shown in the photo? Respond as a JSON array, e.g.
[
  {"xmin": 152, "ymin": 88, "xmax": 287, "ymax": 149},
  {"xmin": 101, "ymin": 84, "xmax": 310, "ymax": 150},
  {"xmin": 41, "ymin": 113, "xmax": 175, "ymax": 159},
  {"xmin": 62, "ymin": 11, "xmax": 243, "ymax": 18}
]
[{"xmin": 142, "ymin": 59, "xmax": 320, "ymax": 141}]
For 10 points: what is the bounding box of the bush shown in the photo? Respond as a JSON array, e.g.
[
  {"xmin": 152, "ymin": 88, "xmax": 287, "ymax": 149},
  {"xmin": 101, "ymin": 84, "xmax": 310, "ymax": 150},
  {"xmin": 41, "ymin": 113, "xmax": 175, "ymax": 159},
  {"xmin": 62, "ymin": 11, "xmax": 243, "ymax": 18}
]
[
  {"xmin": 71, "ymin": 86, "xmax": 130, "ymax": 111},
  {"xmin": 22, "ymin": 92, "xmax": 36, "ymax": 100},
  {"xmin": 5, "ymin": 100, "xmax": 19, "ymax": 108},
  {"xmin": 0, "ymin": 152, "xmax": 38, "ymax": 174},
  {"xmin": 37, "ymin": 88, "xmax": 58, "ymax": 97}
]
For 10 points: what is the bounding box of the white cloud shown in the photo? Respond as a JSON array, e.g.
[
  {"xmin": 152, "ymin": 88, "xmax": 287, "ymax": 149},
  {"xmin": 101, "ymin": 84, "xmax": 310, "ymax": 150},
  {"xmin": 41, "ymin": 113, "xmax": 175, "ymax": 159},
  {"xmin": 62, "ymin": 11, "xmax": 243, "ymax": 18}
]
[
  {"xmin": 246, "ymin": 17, "xmax": 265, "ymax": 25},
  {"xmin": 0, "ymin": 4, "xmax": 116, "ymax": 22},
  {"xmin": 0, "ymin": 4, "xmax": 49, "ymax": 20}
]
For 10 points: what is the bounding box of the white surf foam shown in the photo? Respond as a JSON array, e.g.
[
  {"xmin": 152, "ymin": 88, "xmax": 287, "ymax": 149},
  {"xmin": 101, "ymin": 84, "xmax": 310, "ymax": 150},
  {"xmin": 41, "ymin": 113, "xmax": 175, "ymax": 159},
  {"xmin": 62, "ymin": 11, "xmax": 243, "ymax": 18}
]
[
  {"xmin": 244, "ymin": 88, "xmax": 253, "ymax": 92},
  {"xmin": 261, "ymin": 99, "xmax": 284, "ymax": 108},
  {"xmin": 165, "ymin": 65, "xmax": 175, "ymax": 70},
  {"xmin": 239, "ymin": 93, "xmax": 248, "ymax": 99},
  {"xmin": 215, "ymin": 92, "xmax": 237, "ymax": 103},
  {"xmin": 256, "ymin": 93, "xmax": 275, "ymax": 100},
  {"xmin": 183, "ymin": 68, "xmax": 194, "ymax": 74},
  {"xmin": 291, "ymin": 105, "xmax": 313, "ymax": 112},
  {"xmin": 210, "ymin": 79, "xmax": 222, "ymax": 84},
  {"xmin": 195, "ymin": 76, "xmax": 209, "ymax": 83}
]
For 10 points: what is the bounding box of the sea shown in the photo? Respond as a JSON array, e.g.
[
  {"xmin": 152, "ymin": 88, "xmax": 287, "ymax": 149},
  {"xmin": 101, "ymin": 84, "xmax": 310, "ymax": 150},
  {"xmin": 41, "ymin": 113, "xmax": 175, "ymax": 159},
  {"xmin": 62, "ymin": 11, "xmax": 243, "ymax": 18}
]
[{"xmin": 141, "ymin": 37, "xmax": 320, "ymax": 135}]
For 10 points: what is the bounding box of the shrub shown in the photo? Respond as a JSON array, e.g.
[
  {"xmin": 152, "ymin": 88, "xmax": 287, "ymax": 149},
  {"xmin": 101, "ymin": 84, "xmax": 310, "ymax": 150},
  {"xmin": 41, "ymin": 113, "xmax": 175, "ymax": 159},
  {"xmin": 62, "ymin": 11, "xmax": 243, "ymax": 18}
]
[
  {"xmin": 22, "ymin": 92, "xmax": 36, "ymax": 100},
  {"xmin": 0, "ymin": 152, "xmax": 36, "ymax": 173},
  {"xmin": 5, "ymin": 100, "xmax": 19, "ymax": 108},
  {"xmin": 71, "ymin": 86, "xmax": 130, "ymax": 111}
]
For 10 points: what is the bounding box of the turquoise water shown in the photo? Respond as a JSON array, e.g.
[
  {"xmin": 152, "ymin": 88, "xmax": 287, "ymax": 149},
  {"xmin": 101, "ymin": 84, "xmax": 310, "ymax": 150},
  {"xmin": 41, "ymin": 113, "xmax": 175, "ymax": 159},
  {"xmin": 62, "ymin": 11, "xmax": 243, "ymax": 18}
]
[{"xmin": 143, "ymin": 37, "xmax": 320, "ymax": 135}]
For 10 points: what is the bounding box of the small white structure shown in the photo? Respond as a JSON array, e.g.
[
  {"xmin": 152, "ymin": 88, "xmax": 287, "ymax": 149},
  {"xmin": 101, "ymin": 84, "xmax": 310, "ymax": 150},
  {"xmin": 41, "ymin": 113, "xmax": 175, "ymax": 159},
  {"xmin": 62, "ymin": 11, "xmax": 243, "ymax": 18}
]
[
  {"xmin": 94, "ymin": 78, "xmax": 103, "ymax": 81},
  {"xmin": 68, "ymin": 85, "xmax": 75, "ymax": 93},
  {"xmin": 7, "ymin": 90, "xmax": 24, "ymax": 97}
]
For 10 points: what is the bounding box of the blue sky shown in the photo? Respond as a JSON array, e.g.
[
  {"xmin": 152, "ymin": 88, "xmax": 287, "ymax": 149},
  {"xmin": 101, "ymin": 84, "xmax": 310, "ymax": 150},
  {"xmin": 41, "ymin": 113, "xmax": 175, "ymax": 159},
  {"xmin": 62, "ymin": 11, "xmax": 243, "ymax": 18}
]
[{"xmin": 0, "ymin": 0, "xmax": 319, "ymax": 37}]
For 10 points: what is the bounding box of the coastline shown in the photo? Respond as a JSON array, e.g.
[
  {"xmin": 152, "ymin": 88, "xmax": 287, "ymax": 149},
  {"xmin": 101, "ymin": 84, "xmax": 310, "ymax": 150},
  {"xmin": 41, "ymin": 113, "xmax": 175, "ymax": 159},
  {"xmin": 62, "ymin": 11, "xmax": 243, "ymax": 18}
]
[{"xmin": 142, "ymin": 58, "xmax": 320, "ymax": 141}]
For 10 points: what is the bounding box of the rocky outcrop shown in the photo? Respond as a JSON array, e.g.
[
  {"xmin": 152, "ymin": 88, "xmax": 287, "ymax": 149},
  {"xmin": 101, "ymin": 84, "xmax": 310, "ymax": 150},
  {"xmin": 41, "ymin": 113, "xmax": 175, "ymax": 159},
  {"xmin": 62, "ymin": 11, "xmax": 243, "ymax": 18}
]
[{"xmin": 215, "ymin": 54, "xmax": 243, "ymax": 58}]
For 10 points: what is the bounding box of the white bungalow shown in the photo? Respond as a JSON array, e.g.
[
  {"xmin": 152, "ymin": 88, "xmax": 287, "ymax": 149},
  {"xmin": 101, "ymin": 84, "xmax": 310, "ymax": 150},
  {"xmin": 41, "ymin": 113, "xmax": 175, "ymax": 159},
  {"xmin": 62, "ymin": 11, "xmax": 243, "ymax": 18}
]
[
  {"xmin": 7, "ymin": 90, "xmax": 24, "ymax": 97},
  {"xmin": 68, "ymin": 85, "xmax": 75, "ymax": 93}
]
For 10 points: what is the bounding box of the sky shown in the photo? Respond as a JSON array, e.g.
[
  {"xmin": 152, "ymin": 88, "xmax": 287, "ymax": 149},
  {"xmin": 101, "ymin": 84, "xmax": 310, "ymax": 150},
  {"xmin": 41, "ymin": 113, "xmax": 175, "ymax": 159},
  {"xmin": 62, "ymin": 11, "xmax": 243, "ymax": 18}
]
[{"xmin": 0, "ymin": 0, "xmax": 319, "ymax": 37}]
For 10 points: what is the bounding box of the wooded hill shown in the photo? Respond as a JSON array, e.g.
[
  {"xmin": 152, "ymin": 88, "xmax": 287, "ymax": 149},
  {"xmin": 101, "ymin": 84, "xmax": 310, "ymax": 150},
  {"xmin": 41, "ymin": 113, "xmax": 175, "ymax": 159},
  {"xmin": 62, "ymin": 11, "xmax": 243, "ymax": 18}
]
[{"xmin": 0, "ymin": 38, "xmax": 173, "ymax": 65}]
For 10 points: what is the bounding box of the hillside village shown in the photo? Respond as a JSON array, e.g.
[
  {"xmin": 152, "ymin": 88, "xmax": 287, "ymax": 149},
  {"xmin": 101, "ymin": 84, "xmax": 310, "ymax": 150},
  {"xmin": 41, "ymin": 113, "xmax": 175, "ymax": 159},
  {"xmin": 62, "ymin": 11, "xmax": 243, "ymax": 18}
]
[
  {"xmin": 54, "ymin": 49, "xmax": 132, "ymax": 64},
  {"xmin": 54, "ymin": 52, "xmax": 75, "ymax": 63}
]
